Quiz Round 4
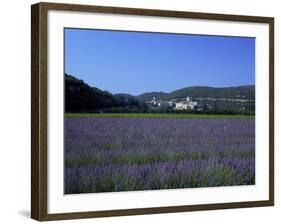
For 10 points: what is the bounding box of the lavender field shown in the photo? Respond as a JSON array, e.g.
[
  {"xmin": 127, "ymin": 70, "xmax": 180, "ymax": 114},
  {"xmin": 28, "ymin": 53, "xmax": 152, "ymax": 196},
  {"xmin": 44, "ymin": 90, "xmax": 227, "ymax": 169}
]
[{"xmin": 64, "ymin": 117, "xmax": 255, "ymax": 194}]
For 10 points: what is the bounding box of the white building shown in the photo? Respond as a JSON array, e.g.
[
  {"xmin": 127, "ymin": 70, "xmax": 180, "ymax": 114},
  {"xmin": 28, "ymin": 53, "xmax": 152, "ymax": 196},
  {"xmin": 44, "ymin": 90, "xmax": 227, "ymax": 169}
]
[
  {"xmin": 175, "ymin": 97, "xmax": 198, "ymax": 110},
  {"xmin": 151, "ymin": 97, "xmax": 157, "ymax": 105},
  {"xmin": 175, "ymin": 102, "xmax": 188, "ymax": 110}
]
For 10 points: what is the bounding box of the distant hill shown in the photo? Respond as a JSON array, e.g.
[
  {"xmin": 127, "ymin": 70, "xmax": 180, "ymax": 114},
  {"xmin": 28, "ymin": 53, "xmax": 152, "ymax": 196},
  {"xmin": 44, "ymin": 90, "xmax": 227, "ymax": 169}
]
[
  {"xmin": 65, "ymin": 74, "xmax": 120, "ymax": 112},
  {"xmin": 65, "ymin": 74, "xmax": 255, "ymax": 113},
  {"xmin": 169, "ymin": 85, "xmax": 255, "ymax": 100},
  {"xmin": 136, "ymin": 85, "xmax": 255, "ymax": 102},
  {"xmin": 65, "ymin": 74, "xmax": 142, "ymax": 112},
  {"xmin": 114, "ymin": 93, "xmax": 141, "ymax": 107},
  {"xmin": 137, "ymin": 92, "xmax": 169, "ymax": 102}
]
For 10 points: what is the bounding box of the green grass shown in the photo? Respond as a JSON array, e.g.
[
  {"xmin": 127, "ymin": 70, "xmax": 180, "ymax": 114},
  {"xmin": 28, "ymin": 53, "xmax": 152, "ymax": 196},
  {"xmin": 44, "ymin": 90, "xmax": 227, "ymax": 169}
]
[{"xmin": 65, "ymin": 113, "xmax": 254, "ymax": 119}]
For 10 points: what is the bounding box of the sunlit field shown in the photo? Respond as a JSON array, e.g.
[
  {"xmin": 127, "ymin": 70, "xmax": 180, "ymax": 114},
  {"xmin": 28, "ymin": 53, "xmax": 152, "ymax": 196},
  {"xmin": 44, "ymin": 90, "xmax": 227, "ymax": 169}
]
[{"xmin": 64, "ymin": 115, "xmax": 255, "ymax": 194}]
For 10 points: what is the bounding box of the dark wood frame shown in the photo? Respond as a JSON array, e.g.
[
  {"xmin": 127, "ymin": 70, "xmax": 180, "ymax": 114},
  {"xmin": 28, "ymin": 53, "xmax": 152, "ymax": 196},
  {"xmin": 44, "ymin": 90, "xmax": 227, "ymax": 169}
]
[{"xmin": 31, "ymin": 2, "xmax": 274, "ymax": 221}]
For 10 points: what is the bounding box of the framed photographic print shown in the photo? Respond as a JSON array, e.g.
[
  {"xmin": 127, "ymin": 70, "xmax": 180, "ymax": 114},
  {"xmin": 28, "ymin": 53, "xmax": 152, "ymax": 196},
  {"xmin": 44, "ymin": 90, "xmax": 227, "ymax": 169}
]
[{"xmin": 31, "ymin": 2, "xmax": 274, "ymax": 221}]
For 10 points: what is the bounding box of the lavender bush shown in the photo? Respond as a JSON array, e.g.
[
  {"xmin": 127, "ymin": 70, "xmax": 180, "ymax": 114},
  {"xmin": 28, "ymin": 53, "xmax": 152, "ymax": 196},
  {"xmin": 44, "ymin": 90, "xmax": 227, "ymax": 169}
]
[{"xmin": 64, "ymin": 118, "xmax": 255, "ymax": 194}]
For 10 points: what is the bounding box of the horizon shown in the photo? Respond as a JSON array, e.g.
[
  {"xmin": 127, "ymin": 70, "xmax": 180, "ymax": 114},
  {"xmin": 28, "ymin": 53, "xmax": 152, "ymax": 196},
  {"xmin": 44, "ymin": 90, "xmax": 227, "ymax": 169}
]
[
  {"xmin": 65, "ymin": 28, "xmax": 255, "ymax": 95},
  {"xmin": 117, "ymin": 83, "xmax": 255, "ymax": 96},
  {"xmin": 66, "ymin": 73, "xmax": 254, "ymax": 97}
]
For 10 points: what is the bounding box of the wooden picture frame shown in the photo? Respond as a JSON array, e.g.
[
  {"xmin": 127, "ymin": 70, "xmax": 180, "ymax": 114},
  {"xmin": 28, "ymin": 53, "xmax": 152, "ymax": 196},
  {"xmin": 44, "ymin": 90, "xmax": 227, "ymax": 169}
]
[{"xmin": 31, "ymin": 2, "xmax": 274, "ymax": 221}]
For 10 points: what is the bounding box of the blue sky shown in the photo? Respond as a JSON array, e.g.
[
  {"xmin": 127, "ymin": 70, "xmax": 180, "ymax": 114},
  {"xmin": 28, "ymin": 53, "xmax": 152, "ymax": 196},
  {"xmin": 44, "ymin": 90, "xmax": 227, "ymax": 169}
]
[{"xmin": 65, "ymin": 28, "xmax": 255, "ymax": 95}]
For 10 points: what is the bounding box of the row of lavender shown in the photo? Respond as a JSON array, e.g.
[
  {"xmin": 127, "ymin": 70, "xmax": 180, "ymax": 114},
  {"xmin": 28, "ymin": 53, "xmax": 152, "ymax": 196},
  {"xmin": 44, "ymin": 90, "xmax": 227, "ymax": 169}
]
[{"xmin": 64, "ymin": 118, "xmax": 255, "ymax": 194}]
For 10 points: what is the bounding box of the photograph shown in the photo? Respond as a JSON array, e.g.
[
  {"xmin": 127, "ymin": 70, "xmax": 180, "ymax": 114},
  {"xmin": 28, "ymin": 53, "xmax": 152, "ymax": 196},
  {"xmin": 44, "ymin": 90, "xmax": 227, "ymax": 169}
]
[
  {"xmin": 30, "ymin": 2, "xmax": 274, "ymax": 220},
  {"xmin": 64, "ymin": 28, "xmax": 256, "ymax": 194}
]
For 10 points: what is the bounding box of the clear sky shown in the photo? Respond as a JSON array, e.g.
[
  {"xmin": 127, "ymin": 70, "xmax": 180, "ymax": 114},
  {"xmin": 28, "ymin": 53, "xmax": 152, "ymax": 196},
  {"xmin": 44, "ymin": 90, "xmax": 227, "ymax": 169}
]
[{"xmin": 65, "ymin": 28, "xmax": 255, "ymax": 95}]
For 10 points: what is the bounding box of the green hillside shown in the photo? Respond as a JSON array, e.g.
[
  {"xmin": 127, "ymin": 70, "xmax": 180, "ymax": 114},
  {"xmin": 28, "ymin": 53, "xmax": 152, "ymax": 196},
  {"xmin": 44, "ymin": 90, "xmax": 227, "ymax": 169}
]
[
  {"xmin": 136, "ymin": 86, "xmax": 255, "ymax": 102},
  {"xmin": 65, "ymin": 74, "xmax": 118, "ymax": 112},
  {"xmin": 65, "ymin": 74, "xmax": 255, "ymax": 114},
  {"xmin": 169, "ymin": 85, "xmax": 255, "ymax": 100},
  {"xmin": 137, "ymin": 92, "xmax": 169, "ymax": 102}
]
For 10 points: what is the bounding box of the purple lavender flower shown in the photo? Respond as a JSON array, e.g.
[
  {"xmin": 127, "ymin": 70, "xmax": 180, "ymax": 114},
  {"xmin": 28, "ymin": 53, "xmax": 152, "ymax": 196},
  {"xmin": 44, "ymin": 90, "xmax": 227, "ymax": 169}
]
[{"xmin": 64, "ymin": 118, "xmax": 255, "ymax": 194}]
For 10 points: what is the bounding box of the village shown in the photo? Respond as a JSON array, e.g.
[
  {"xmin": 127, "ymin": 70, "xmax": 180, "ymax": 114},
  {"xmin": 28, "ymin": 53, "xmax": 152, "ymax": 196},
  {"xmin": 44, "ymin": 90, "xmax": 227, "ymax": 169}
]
[{"xmin": 146, "ymin": 96, "xmax": 200, "ymax": 111}]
